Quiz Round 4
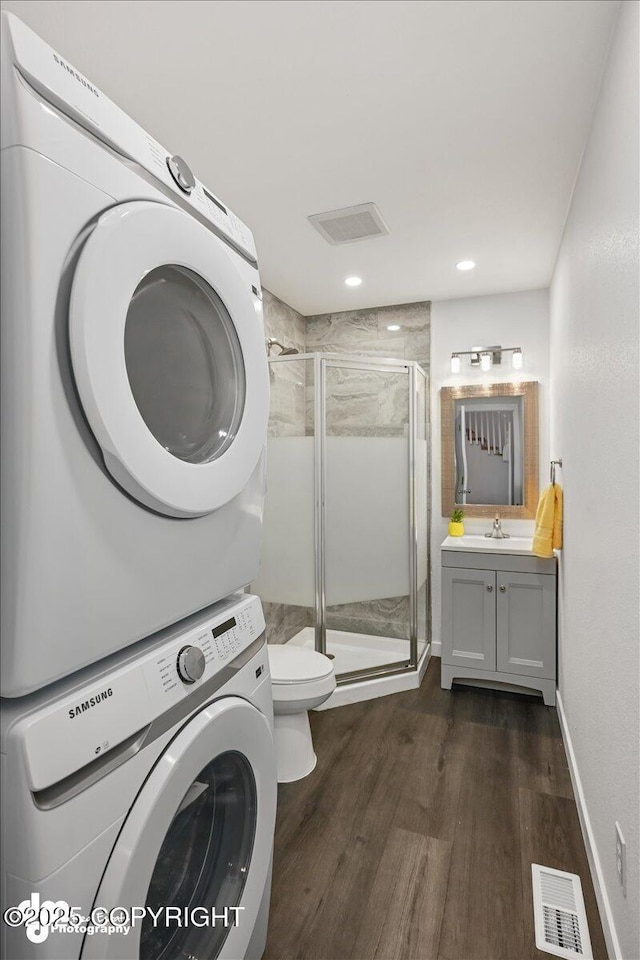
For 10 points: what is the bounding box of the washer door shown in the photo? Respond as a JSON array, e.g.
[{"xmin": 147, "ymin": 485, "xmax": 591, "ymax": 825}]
[
  {"xmin": 81, "ymin": 697, "xmax": 276, "ymax": 960},
  {"xmin": 70, "ymin": 201, "xmax": 268, "ymax": 517}
]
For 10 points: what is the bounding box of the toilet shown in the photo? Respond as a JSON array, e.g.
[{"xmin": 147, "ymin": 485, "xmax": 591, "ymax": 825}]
[{"xmin": 268, "ymin": 644, "xmax": 336, "ymax": 783}]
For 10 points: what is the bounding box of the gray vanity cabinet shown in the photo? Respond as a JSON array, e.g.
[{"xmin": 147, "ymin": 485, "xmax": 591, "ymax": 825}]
[
  {"xmin": 442, "ymin": 568, "xmax": 497, "ymax": 670},
  {"xmin": 441, "ymin": 547, "xmax": 557, "ymax": 705},
  {"xmin": 495, "ymin": 570, "xmax": 556, "ymax": 679}
]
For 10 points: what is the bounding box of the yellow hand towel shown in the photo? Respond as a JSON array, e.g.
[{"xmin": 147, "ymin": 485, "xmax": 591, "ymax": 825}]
[
  {"xmin": 553, "ymin": 484, "xmax": 563, "ymax": 550},
  {"xmin": 532, "ymin": 483, "xmax": 563, "ymax": 558}
]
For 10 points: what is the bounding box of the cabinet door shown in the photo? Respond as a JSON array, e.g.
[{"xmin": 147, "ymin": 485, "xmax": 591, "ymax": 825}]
[
  {"xmin": 442, "ymin": 567, "xmax": 496, "ymax": 670},
  {"xmin": 496, "ymin": 571, "xmax": 556, "ymax": 679}
]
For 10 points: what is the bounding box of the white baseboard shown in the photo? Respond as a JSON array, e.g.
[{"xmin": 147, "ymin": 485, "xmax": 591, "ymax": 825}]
[
  {"xmin": 430, "ymin": 640, "xmax": 441, "ymax": 657},
  {"xmin": 556, "ymin": 691, "xmax": 621, "ymax": 960}
]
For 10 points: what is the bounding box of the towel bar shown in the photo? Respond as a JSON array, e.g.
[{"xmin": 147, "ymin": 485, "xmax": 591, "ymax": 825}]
[{"xmin": 550, "ymin": 459, "xmax": 563, "ymax": 484}]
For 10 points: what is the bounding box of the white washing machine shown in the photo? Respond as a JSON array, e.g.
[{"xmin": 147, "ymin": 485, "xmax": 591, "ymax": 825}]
[
  {"xmin": 1, "ymin": 593, "xmax": 276, "ymax": 960},
  {"xmin": 0, "ymin": 12, "xmax": 270, "ymax": 697}
]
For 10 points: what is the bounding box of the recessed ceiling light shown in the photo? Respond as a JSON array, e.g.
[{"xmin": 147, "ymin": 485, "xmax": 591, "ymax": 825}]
[
  {"xmin": 387, "ymin": 324, "xmax": 401, "ymax": 332},
  {"xmin": 456, "ymin": 260, "xmax": 476, "ymax": 271},
  {"xmin": 345, "ymin": 276, "xmax": 362, "ymax": 287}
]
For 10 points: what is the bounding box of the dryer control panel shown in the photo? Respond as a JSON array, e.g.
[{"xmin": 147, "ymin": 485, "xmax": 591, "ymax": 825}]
[
  {"xmin": 15, "ymin": 595, "xmax": 266, "ymax": 793},
  {"xmin": 3, "ymin": 12, "xmax": 258, "ymax": 262}
]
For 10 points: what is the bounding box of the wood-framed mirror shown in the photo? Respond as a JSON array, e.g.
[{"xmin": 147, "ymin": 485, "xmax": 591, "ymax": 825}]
[{"xmin": 440, "ymin": 381, "xmax": 539, "ymax": 519}]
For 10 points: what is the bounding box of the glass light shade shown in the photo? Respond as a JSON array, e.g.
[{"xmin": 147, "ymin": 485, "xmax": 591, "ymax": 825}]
[
  {"xmin": 512, "ymin": 348, "xmax": 523, "ymax": 369},
  {"xmin": 450, "ymin": 354, "xmax": 461, "ymax": 374},
  {"xmin": 480, "ymin": 351, "xmax": 492, "ymax": 371}
]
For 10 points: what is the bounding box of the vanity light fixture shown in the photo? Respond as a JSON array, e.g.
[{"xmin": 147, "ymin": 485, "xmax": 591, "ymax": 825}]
[
  {"xmin": 387, "ymin": 324, "xmax": 401, "ymax": 332},
  {"xmin": 449, "ymin": 345, "xmax": 524, "ymax": 371},
  {"xmin": 345, "ymin": 276, "xmax": 362, "ymax": 287}
]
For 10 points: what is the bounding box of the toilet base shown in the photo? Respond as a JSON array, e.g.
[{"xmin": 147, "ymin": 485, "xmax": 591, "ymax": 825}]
[{"xmin": 273, "ymin": 710, "xmax": 317, "ymax": 783}]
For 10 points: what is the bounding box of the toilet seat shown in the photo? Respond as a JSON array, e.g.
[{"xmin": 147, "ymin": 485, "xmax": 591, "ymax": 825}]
[
  {"xmin": 268, "ymin": 645, "xmax": 336, "ymax": 706},
  {"xmin": 269, "ymin": 645, "xmax": 334, "ymax": 684}
]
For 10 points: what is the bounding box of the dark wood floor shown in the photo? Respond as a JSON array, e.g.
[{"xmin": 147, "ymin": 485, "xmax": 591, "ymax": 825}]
[{"xmin": 264, "ymin": 658, "xmax": 606, "ymax": 960}]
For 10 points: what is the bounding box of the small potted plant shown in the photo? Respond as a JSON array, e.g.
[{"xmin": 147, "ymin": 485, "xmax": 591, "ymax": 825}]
[{"xmin": 449, "ymin": 508, "xmax": 465, "ymax": 537}]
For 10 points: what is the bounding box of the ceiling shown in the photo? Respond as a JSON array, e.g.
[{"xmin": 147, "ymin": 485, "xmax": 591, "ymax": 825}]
[{"xmin": 2, "ymin": 0, "xmax": 619, "ymax": 314}]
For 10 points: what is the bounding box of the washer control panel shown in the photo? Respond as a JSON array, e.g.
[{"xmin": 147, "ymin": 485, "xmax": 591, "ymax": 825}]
[
  {"xmin": 145, "ymin": 596, "xmax": 263, "ymax": 700},
  {"xmin": 176, "ymin": 645, "xmax": 206, "ymax": 684},
  {"xmin": 17, "ymin": 595, "xmax": 265, "ymax": 792}
]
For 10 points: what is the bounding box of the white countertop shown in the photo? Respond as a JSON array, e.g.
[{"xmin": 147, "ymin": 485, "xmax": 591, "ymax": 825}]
[{"xmin": 441, "ymin": 534, "xmax": 534, "ymax": 555}]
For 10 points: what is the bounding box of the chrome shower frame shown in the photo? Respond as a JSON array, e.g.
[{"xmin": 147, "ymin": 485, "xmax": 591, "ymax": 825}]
[{"xmin": 268, "ymin": 352, "xmax": 430, "ymax": 686}]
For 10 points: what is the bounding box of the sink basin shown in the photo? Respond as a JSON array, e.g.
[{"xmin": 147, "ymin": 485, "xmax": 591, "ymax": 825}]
[{"xmin": 441, "ymin": 534, "xmax": 534, "ymax": 555}]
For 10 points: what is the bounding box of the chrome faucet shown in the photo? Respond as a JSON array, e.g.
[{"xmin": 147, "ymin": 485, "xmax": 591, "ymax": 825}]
[{"xmin": 485, "ymin": 513, "xmax": 510, "ymax": 539}]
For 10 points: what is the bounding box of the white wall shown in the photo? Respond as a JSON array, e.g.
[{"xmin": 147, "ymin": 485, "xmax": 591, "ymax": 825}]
[
  {"xmin": 549, "ymin": 2, "xmax": 639, "ymax": 957},
  {"xmin": 430, "ymin": 288, "xmax": 550, "ymax": 652}
]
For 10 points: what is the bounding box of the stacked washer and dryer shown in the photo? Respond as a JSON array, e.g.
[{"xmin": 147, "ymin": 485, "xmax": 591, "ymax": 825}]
[{"xmin": 1, "ymin": 12, "xmax": 276, "ymax": 960}]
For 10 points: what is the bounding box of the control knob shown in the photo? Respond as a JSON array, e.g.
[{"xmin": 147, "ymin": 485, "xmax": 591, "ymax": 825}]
[
  {"xmin": 177, "ymin": 645, "xmax": 206, "ymax": 684},
  {"xmin": 166, "ymin": 155, "xmax": 196, "ymax": 194}
]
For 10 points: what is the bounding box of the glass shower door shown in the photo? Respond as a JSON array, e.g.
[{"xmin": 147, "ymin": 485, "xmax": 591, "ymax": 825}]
[
  {"xmin": 321, "ymin": 357, "xmax": 415, "ymax": 679},
  {"xmin": 415, "ymin": 365, "xmax": 429, "ymax": 664},
  {"xmin": 253, "ymin": 355, "xmax": 316, "ymax": 645}
]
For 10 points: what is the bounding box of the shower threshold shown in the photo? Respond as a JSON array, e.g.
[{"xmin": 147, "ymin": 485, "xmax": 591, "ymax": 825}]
[{"xmin": 287, "ymin": 627, "xmax": 430, "ymax": 709}]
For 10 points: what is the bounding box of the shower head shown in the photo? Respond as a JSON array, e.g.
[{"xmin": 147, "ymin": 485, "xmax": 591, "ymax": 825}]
[{"xmin": 267, "ymin": 338, "xmax": 300, "ymax": 357}]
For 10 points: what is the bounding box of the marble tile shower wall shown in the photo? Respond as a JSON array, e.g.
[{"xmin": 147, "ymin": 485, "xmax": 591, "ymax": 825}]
[
  {"xmin": 263, "ymin": 288, "xmax": 306, "ymax": 353},
  {"xmin": 259, "ymin": 290, "xmax": 311, "ymax": 643},
  {"xmin": 325, "ymin": 596, "xmax": 412, "ymax": 643},
  {"xmin": 258, "ymin": 294, "xmax": 431, "ymax": 646},
  {"xmin": 304, "ymin": 302, "xmax": 430, "ymax": 437},
  {"xmin": 305, "ymin": 301, "xmax": 430, "ymax": 368},
  {"xmin": 261, "ymin": 600, "xmax": 313, "ymax": 648},
  {"xmin": 262, "ymin": 290, "xmax": 307, "ymax": 438}
]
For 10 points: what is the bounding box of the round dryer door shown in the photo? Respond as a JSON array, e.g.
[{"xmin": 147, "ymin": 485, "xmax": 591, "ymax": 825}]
[
  {"xmin": 81, "ymin": 696, "xmax": 276, "ymax": 960},
  {"xmin": 69, "ymin": 201, "xmax": 269, "ymax": 517}
]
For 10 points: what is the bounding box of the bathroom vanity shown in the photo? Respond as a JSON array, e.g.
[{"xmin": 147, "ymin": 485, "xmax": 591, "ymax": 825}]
[{"xmin": 440, "ymin": 535, "xmax": 557, "ymax": 705}]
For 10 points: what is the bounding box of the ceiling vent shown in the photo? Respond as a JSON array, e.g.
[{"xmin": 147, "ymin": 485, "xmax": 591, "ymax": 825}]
[
  {"xmin": 308, "ymin": 203, "xmax": 389, "ymax": 245},
  {"xmin": 531, "ymin": 864, "xmax": 593, "ymax": 960}
]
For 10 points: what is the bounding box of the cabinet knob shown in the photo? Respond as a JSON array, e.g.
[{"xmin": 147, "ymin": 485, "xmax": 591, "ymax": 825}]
[
  {"xmin": 499, "ymin": 585, "xmax": 507, "ymax": 592},
  {"xmin": 487, "ymin": 585, "xmax": 493, "ymax": 592}
]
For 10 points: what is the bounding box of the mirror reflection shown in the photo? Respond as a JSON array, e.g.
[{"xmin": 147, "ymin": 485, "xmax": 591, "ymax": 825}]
[{"xmin": 454, "ymin": 396, "xmax": 524, "ymax": 505}]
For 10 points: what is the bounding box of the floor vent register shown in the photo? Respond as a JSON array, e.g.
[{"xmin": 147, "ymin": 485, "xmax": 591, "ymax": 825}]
[{"xmin": 531, "ymin": 864, "xmax": 593, "ymax": 960}]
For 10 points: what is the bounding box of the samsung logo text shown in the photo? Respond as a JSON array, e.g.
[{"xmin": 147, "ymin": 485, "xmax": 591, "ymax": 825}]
[{"xmin": 69, "ymin": 688, "xmax": 113, "ymax": 719}]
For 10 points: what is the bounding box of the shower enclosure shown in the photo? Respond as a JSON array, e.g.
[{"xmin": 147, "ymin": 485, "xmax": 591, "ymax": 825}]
[{"xmin": 254, "ymin": 352, "xmax": 430, "ymax": 692}]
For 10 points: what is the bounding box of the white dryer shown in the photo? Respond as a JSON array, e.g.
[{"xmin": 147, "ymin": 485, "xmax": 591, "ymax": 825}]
[
  {"xmin": 1, "ymin": 593, "xmax": 276, "ymax": 960},
  {"xmin": 0, "ymin": 13, "xmax": 270, "ymax": 697}
]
